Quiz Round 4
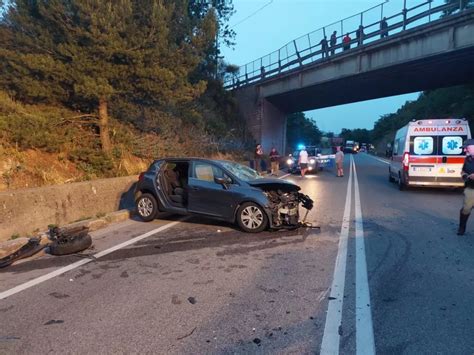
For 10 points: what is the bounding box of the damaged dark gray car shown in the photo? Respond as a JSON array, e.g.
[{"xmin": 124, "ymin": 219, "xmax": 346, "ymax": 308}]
[{"xmin": 135, "ymin": 158, "xmax": 313, "ymax": 233}]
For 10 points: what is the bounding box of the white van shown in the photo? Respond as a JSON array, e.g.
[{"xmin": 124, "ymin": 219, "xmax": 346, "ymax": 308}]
[{"xmin": 389, "ymin": 118, "xmax": 471, "ymax": 190}]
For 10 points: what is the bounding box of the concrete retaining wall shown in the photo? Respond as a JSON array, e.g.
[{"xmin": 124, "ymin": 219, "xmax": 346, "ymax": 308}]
[{"xmin": 0, "ymin": 176, "xmax": 138, "ymax": 241}]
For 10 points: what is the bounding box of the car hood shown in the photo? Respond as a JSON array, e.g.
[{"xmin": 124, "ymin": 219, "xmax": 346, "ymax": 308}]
[{"xmin": 247, "ymin": 178, "xmax": 301, "ymax": 192}]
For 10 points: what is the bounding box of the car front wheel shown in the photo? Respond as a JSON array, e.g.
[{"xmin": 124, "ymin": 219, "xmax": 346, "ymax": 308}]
[
  {"xmin": 236, "ymin": 202, "xmax": 268, "ymax": 233},
  {"xmin": 136, "ymin": 193, "xmax": 158, "ymax": 222}
]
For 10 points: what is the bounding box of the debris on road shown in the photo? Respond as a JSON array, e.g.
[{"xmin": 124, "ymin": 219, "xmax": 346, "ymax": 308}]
[
  {"xmin": 44, "ymin": 320, "xmax": 64, "ymax": 325},
  {"xmin": 0, "ymin": 237, "xmax": 46, "ymax": 268},
  {"xmin": 48, "ymin": 225, "xmax": 92, "ymax": 256},
  {"xmin": 176, "ymin": 327, "xmax": 196, "ymax": 340},
  {"xmin": 187, "ymin": 297, "xmax": 196, "ymax": 304}
]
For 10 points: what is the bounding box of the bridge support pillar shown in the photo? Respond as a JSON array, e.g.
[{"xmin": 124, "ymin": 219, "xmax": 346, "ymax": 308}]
[{"xmin": 235, "ymin": 87, "xmax": 287, "ymax": 155}]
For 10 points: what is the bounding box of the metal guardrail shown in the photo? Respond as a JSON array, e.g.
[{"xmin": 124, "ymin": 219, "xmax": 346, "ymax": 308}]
[{"xmin": 223, "ymin": 0, "xmax": 470, "ymax": 89}]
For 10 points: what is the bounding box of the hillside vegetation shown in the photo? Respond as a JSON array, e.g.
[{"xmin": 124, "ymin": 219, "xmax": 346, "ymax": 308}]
[{"xmin": 0, "ymin": 1, "xmax": 250, "ymax": 190}]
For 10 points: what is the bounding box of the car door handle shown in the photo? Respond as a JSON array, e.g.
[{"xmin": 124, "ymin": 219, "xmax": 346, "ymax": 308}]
[{"xmin": 190, "ymin": 187, "xmax": 200, "ymax": 191}]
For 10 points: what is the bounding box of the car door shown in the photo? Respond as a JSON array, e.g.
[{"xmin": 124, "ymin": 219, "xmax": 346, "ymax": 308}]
[{"xmin": 187, "ymin": 162, "xmax": 239, "ymax": 220}]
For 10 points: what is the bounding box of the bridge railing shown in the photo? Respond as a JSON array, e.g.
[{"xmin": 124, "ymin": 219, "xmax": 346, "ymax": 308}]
[{"xmin": 223, "ymin": 0, "xmax": 468, "ymax": 89}]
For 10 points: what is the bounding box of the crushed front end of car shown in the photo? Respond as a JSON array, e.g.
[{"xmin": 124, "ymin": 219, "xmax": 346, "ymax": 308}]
[
  {"xmin": 248, "ymin": 179, "xmax": 314, "ymax": 230},
  {"xmin": 264, "ymin": 190, "xmax": 314, "ymax": 229}
]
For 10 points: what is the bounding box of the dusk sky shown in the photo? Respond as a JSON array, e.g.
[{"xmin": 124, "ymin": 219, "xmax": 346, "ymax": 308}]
[{"xmin": 220, "ymin": 0, "xmax": 446, "ymax": 133}]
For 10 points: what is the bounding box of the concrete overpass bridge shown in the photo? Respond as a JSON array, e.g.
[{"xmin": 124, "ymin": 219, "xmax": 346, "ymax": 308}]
[{"xmin": 226, "ymin": 0, "xmax": 474, "ymax": 153}]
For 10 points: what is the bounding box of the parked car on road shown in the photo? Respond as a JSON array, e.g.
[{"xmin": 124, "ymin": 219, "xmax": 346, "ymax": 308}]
[
  {"xmin": 135, "ymin": 158, "xmax": 313, "ymax": 233},
  {"xmin": 286, "ymin": 146, "xmax": 321, "ymax": 174}
]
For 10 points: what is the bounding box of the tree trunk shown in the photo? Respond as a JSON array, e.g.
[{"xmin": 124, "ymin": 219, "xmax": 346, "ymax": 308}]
[{"xmin": 98, "ymin": 97, "xmax": 112, "ymax": 154}]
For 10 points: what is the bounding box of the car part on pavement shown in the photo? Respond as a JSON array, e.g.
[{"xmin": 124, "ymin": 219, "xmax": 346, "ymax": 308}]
[
  {"xmin": 48, "ymin": 226, "xmax": 92, "ymax": 256},
  {"xmin": 0, "ymin": 237, "xmax": 44, "ymax": 268}
]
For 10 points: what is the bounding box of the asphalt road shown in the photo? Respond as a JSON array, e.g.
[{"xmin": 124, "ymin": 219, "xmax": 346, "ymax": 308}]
[{"xmin": 1, "ymin": 154, "xmax": 473, "ymax": 354}]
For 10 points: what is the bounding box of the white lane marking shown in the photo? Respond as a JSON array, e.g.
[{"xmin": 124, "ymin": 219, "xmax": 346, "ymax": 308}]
[
  {"xmin": 279, "ymin": 173, "xmax": 291, "ymax": 179},
  {"xmin": 0, "ymin": 218, "xmax": 188, "ymax": 300},
  {"xmin": 320, "ymin": 155, "xmax": 353, "ymax": 354},
  {"xmin": 353, "ymin": 159, "xmax": 376, "ymax": 355},
  {"xmin": 366, "ymin": 154, "xmax": 390, "ymax": 165}
]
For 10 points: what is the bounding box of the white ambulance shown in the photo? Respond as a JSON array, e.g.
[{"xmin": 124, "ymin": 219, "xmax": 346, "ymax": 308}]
[{"xmin": 388, "ymin": 118, "xmax": 471, "ymax": 190}]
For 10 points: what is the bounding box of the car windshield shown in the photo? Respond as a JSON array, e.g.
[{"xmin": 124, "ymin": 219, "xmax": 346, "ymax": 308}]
[{"xmin": 219, "ymin": 161, "xmax": 262, "ymax": 182}]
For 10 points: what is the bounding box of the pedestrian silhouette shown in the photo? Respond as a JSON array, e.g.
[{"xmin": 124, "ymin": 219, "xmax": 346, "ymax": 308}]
[
  {"xmin": 319, "ymin": 36, "xmax": 329, "ymax": 58},
  {"xmin": 343, "ymin": 33, "xmax": 351, "ymax": 51},
  {"xmin": 330, "ymin": 31, "xmax": 337, "ymax": 55},
  {"xmin": 380, "ymin": 17, "xmax": 388, "ymax": 38},
  {"xmin": 356, "ymin": 25, "xmax": 365, "ymax": 46}
]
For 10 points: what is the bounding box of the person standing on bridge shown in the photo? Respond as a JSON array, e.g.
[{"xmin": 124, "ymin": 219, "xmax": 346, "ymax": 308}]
[
  {"xmin": 330, "ymin": 31, "xmax": 337, "ymax": 55},
  {"xmin": 380, "ymin": 17, "xmax": 389, "ymax": 38},
  {"xmin": 356, "ymin": 25, "xmax": 365, "ymax": 46},
  {"xmin": 457, "ymin": 139, "xmax": 474, "ymax": 235},
  {"xmin": 319, "ymin": 36, "xmax": 329, "ymax": 58},
  {"xmin": 343, "ymin": 33, "xmax": 351, "ymax": 51},
  {"xmin": 254, "ymin": 144, "xmax": 264, "ymax": 173},
  {"xmin": 335, "ymin": 146, "xmax": 345, "ymax": 177}
]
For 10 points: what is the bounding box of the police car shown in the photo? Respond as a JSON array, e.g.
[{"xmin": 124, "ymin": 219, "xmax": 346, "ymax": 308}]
[
  {"xmin": 388, "ymin": 118, "xmax": 471, "ymax": 190},
  {"xmin": 286, "ymin": 146, "xmax": 320, "ymax": 174}
]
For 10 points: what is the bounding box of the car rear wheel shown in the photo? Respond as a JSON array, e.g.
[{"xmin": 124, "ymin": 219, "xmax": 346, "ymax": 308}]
[
  {"xmin": 388, "ymin": 167, "xmax": 395, "ymax": 183},
  {"xmin": 236, "ymin": 202, "xmax": 268, "ymax": 233},
  {"xmin": 398, "ymin": 173, "xmax": 406, "ymax": 191},
  {"xmin": 136, "ymin": 193, "xmax": 158, "ymax": 222}
]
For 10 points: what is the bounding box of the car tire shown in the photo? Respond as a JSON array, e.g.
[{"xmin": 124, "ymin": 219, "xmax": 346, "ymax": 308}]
[
  {"xmin": 49, "ymin": 234, "xmax": 92, "ymax": 256},
  {"xmin": 388, "ymin": 168, "xmax": 395, "ymax": 183},
  {"xmin": 236, "ymin": 202, "xmax": 268, "ymax": 233},
  {"xmin": 136, "ymin": 193, "xmax": 158, "ymax": 222},
  {"xmin": 398, "ymin": 173, "xmax": 406, "ymax": 191}
]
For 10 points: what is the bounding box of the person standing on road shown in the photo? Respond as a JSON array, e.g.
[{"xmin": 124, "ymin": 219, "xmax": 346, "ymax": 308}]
[
  {"xmin": 254, "ymin": 144, "xmax": 264, "ymax": 173},
  {"xmin": 330, "ymin": 31, "xmax": 337, "ymax": 55},
  {"xmin": 299, "ymin": 146, "xmax": 309, "ymax": 177},
  {"xmin": 458, "ymin": 139, "xmax": 474, "ymax": 235},
  {"xmin": 319, "ymin": 36, "xmax": 329, "ymax": 58},
  {"xmin": 269, "ymin": 147, "xmax": 280, "ymax": 176},
  {"xmin": 335, "ymin": 146, "xmax": 345, "ymax": 177}
]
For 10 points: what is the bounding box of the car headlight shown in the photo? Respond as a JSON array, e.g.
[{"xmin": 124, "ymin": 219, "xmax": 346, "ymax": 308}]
[
  {"xmin": 310, "ymin": 158, "xmax": 315, "ymax": 164},
  {"xmin": 287, "ymin": 159, "xmax": 293, "ymax": 165}
]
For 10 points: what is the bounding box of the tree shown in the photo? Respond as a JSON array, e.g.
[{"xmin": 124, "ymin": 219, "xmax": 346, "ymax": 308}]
[
  {"xmin": 286, "ymin": 112, "xmax": 322, "ymax": 152},
  {"xmin": 0, "ymin": 0, "xmax": 216, "ymax": 153}
]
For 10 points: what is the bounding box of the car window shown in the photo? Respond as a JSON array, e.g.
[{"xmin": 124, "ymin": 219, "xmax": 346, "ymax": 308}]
[
  {"xmin": 411, "ymin": 136, "xmax": 434, "ymax": 155},
  {"xmin": 194, "ymin": 163, "xmax": 214, "ymax": 182},
  {"xmin": 193, "ymin": 163, "xmax": 230, "ymax": 183},
  {"xmin": 441, "ymin": 136, "xmax": 465, "ymax": 155}
]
